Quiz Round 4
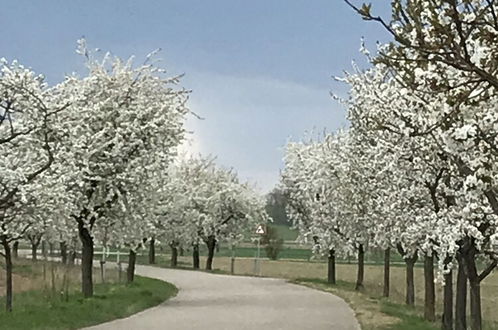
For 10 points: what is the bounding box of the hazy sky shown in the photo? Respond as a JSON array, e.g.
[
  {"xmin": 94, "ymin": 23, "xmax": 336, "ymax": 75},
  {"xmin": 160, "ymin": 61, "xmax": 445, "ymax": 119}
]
[{"xmin": 2, "ymin": 0, "xmax": 392, "ymax": 192}]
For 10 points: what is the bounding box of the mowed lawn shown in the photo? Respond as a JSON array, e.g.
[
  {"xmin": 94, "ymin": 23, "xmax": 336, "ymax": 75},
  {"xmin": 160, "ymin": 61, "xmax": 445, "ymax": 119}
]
[{"xmin": 145, "ymin": 253, "xmax": 498, "ymax": 326}]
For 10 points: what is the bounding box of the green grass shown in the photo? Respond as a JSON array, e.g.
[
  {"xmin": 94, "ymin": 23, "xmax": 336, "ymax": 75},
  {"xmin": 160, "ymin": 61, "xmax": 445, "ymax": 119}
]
[
  {"xmin": 0, "ymin": 275, "xmax": 177, "ymax": 330},
  {"xmin": 101, "ymin": 245, "xmax": 313, "ymax": 261},
  {"xmin": 212, "ymin": 246, "xmax": 312, "ymax": 259},
  {"xmin": 484, "ymin": 321, "xmax": 498, "ymax": 330},
  {"xmin": 294, "ymin": 278, "xmax": 438, "ymax": 330},
  {"xmin": 380, "ymin": 302, "xmax": 438, "ymax": 330}
]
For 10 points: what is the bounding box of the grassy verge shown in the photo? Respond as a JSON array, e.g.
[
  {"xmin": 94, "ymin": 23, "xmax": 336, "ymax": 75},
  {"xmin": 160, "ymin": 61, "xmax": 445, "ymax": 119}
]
[
  {"xmin": 0, "ymin": 275, "xmax": 177, "ymax": 330},
  {"xmin": 291, "ymin": 278, "xmax": 438, "ymax": 330}
]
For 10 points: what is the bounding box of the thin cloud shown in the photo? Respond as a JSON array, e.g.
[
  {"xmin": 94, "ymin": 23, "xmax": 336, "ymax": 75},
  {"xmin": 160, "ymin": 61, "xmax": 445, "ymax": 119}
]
[{"xmin": 181, "ymin": 71, "xmax": 347, "ymax": 192}]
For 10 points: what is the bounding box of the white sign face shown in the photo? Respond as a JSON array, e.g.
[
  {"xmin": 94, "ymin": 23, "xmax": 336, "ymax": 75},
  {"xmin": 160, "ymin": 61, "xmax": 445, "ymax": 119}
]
[{"xmin": 256, "ymin": 225, "xmax": 265, "ymax": 234}]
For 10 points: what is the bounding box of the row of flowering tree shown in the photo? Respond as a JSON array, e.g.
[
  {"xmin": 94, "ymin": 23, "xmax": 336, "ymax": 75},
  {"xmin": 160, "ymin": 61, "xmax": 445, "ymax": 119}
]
[
  {"xmin": 0, "ymin": 40, "xmax": 268, "ymax": 312},
  {"xmin": 282, "ymin": 1, "xmax": 498, "ymax": 330},
  {"xmin": 0, "ymin": 39, "xmax": 189, "ymax": 308},
  {"xmin": 150, "ymin": 156, "xmax": 269, "ymax": 271}
]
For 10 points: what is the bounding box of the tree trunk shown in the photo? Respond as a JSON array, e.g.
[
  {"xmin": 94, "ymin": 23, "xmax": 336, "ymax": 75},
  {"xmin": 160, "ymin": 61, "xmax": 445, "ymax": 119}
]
[
  {"xmin": 205, "ymin": 236, "xmax": 216, "ymax": 270},
  {"xmin": 327, "ymin": 249, "xmax": 336, "ymax": 284},
  {"xmin": 127, "ymin": 249, "xmax": 136, "ymax": 283},
  {"xmin": 60, "ymin": 242, "xmax": 68, "ymax": 264},
  {"xmin": 170, "ymin": 244, "xmax": 178, "ymax": 268},
  {"xmin": 68, "ymin": 250, "xmax": 76, "ymax": 265},
  {"xmin": 148, "ymin": 238, "xmax": 156, "ymax": 264},
  {"xmin": 41, "ymin": 240, "xmax": 46, "ymax": 258},
  {"xmin": 49, "ymin": 242, "xmax": 54, "ymax": 256},
  {"xmin": 50, "ymin": 260, "xmax": 56, "ymax": 294},
  {"xmin": 455, "ymin": 255, "xmax": 467, "ymax": 330},
  {"xmin": 469, "ymin": 278, "xmax": 481, "ymax": 330},
  {"xmin": 383, "ymin": 248, "xmax": 390, "ymax": 297},
  {"xmin": 31, "ymin": 242, "xmax": 39, "ymax": 261},
  {"xmin": 78, "ymin": 222, "xmax": 94, "ymax": 298},
  {"xmin": 1, "ymin": 239, "xmax": 13, "ymax": 312},
  {"xmin": 404, "ymin": 255, "xmax": 418, "ymax": 306},
  {"xmin": 424, "ymin": 254, "xmax": 436, "ymax": 321},
  {"xmin": 443, "ymin": 269, "xmax": 453, "ymax": 330},
  {"xmin": 464, "ymin": 252, "xmax": 481, "ymax": 330},
  {"xmin": 42, "ymin": 258, "xmax": 47, "ymax": 282},
  {"xmin": 193, "ymin": 244, "xmax": 200, "ymax": 269},
  {"xmin": 100, "ymin": 260, "xmax": 106, "ymax": 284},
  {"xmin": 62, "ymin": 262, "xmax": 70, "ymax": 302},
  {"xmin": 355, "ymin": 244, "xmax": 364, "ymax": 291},
  {"xmin": 12, "ymin": 242, "xmax": 18, "ymax": 259}
]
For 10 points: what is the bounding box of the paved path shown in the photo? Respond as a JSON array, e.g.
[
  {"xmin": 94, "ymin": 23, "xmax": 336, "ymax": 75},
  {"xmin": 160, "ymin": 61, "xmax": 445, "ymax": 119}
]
[{"xmin": 84, "ymin": 265, "xmax": 360, "ymax": 330}]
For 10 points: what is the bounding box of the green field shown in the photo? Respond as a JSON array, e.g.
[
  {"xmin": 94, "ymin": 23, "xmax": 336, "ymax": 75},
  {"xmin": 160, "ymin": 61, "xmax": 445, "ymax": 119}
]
[
  {"xmin": 272, "ymin": 224, "xmax": 299, "ymax": 241},
  {"xmin": 121, "ymin": 243, "xmax": 412, "ymax": 264},
  {"xmin": 204, "ymin": 245, "xmax": 312, "ymax": 259}
]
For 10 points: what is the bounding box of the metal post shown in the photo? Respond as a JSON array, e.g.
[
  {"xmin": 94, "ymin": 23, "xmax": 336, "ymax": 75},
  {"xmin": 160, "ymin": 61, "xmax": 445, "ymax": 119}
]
[
  {"xmin": 100, "ymin": 246, "xmax": 106, "ymax": 283},
  {"xmin": 257, "ymin": 237, "xmax": 261, "ymax": 275},
  {"xmin": 254, "ymin": 225, "xmax": 265, "ymax": 275},
  {"xmin": 230, "ymin": 244, "xmax": 235, "ymax": 275},
  {"xmin": 117, "ymin": 247, "xmax": 122, "ymax": 283}
]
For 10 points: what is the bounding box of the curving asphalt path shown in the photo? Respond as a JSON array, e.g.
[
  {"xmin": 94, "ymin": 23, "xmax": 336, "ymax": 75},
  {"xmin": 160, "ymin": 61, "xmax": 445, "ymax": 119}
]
[{"xmin": 84, "ymin": 265, "xmax": 360, "ymax": 330}]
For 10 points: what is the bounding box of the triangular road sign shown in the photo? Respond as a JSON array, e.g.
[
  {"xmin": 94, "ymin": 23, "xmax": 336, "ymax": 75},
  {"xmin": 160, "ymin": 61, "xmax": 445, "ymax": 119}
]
[{"xmin": 256, "ymin": 225, "xmax": 265, "ymax": 234}]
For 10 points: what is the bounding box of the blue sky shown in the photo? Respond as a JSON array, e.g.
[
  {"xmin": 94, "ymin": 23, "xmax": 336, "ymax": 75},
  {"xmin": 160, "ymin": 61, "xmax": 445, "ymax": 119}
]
[{"xmin": 1, "ymin": 0, "xmax": 391, "ymax": 192}]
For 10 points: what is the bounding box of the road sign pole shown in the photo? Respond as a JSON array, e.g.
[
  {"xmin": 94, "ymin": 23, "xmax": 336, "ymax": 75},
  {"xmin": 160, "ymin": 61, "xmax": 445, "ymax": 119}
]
[
  {"xmin": 253, "ymin": 246, "xmax": 258, "ymax": 275},
  {"xmin": 257, "ymin": 237, "xmax": 261, "ymax": 275},
  {"xmin": 254, "ymin": 224, "xmax": 265, "ymax": 276},
  {"xmin": 230, "ymin": 244, "xmax": 235, "ymax": 275}
]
